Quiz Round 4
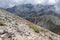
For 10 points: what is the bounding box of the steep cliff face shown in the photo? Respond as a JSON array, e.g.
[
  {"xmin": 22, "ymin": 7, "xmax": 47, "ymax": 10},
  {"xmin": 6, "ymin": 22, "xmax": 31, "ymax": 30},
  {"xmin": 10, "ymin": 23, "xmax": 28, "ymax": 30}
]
[{"xmin": 0, "ymin": 9, "xmax": 60, "ymax": 40}]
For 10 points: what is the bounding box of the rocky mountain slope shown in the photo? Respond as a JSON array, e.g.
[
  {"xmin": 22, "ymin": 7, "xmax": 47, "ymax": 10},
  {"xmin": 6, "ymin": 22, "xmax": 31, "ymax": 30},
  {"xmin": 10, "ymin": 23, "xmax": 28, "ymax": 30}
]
[
  {"xmin": 29, "ymin": 15, "xmax": 60, "ymax": 35},
  {"xmin": 0, "ymin": 9, "xmax": 60, "ymax": 40},
  {"xmin": 6, "ymin": 4, "xmax": 60, "ymax": 34}
]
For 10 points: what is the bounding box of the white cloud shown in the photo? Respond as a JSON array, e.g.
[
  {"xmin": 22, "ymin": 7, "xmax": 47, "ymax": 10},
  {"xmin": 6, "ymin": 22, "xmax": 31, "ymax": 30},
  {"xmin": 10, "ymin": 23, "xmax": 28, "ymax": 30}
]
[
  {"xmin": 14, "ymin": 0, "xmax": 23, "ymax": 3},
  {"xmin": 54, "ymin": 5, "xmax": 60, "ymax": 13},
  {"xmin": 36, "ymin": 0, "xmax": 58, "ymax": 5},
  {"xmin": 48, "ymin": 0, "xmax": 58, "ymax": 4},
  {"xmin": 0, "ymin": 0, "xmax": 59, "ymax": 8},
  {"xmin": 8, "ymin": 3, "xmax": 15, "ymax": 8}
]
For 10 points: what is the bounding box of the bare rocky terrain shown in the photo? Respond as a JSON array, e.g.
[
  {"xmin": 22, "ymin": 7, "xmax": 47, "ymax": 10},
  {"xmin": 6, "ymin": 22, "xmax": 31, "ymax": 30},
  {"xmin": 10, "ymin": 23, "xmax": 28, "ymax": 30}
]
[{"xmin": 0, "ymin": 9, "xmax": 60, "ymax": 40}]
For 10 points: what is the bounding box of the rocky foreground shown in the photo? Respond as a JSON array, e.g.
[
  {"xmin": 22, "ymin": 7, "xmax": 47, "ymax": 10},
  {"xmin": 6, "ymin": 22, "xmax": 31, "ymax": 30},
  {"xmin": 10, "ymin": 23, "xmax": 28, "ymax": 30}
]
[{"xmin": 0, "ymin": 9, "xmax": 60, "ymax": 40}]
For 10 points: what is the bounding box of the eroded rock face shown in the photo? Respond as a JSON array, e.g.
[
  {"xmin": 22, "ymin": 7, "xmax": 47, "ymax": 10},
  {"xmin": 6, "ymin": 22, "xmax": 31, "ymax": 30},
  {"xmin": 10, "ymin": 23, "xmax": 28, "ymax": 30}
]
[{"xmin": 0, "ymin": 9, "xmax": 60, "ymax": 40}]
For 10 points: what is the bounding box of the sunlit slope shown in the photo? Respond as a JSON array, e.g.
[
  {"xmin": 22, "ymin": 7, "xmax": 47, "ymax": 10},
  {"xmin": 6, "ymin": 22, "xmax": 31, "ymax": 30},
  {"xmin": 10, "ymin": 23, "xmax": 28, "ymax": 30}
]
[{"xmin": 0, "ymin": 9, "xmax": 60, "ymax": 40}]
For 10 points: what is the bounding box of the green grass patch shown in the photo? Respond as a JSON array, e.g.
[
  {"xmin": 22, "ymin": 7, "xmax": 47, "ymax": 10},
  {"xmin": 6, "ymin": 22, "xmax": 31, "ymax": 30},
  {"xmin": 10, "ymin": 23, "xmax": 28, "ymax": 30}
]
[{"xmin": 27, "ymin": 22, "xmax": 44, "ymax": 33}]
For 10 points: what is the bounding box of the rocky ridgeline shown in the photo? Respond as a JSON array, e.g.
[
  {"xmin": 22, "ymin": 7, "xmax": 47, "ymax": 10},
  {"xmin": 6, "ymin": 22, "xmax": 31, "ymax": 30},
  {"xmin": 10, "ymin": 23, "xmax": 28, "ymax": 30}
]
[{"xmin": 0, "ymin": 9, "xmax": 60, "ymax": 40}]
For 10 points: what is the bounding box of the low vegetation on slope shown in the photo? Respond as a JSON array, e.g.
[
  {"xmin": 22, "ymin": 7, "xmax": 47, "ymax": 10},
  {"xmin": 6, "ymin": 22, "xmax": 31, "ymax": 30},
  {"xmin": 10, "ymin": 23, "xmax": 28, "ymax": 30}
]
[{"xmin": 0, "ymin": 9, "xmax": 60, "ymax": 40}]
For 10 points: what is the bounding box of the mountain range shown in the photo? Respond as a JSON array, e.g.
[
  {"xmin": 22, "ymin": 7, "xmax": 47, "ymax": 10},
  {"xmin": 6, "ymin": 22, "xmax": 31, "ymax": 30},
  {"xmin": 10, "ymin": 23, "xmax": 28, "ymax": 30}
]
[
  {"xmin": 6, "ymin": 4, "xmax": 60, "ymax": 35},
  {"xmin": 0, "ymin": 8, "xmax": 60, "ymax": 40}
]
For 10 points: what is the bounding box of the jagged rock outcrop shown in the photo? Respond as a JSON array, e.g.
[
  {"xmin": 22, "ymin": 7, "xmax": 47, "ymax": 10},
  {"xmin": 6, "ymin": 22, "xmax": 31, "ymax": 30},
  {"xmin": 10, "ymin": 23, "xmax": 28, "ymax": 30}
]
[{"xmin": 0, "ymin": 9, "xmax": 60, "ymax": 40}]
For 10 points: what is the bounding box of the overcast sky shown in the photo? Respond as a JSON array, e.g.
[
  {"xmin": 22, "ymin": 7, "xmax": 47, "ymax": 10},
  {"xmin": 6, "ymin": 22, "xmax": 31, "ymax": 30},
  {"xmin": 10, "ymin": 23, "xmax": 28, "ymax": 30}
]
[{"xmin": 0, "ymin": 0, "xmax": 59, "ymax": 8}]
